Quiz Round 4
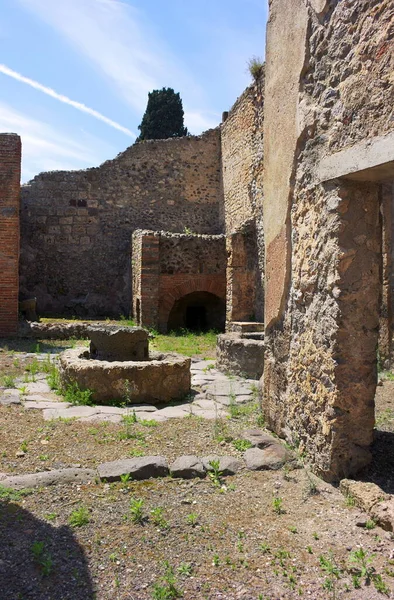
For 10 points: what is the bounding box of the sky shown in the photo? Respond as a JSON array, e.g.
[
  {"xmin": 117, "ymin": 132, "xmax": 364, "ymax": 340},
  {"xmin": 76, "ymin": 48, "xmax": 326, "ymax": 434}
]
[{"xmin": 0, "ymin": 0, "xmax": 267, "ymax": 182}]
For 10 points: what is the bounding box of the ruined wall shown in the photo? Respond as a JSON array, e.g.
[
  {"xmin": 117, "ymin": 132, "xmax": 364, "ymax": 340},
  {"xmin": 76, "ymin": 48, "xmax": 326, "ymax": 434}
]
[
  {"xmin": 132, "ymin": 231, "xmax": 226, "ymax": 332},
  {"xmin": 0, "ymin": 134, "xmax": 21, "ymax": 337},
  {"xmin": 20, "ymin": 129, "xmax": 222, "ymax": 317},
  {"xmin": 221, "ymin": 78, "xmax": 265, "ymax": 322},
  {"xmin": 263, "ymin": 0, "xmax": 394, "ymax": 481}
]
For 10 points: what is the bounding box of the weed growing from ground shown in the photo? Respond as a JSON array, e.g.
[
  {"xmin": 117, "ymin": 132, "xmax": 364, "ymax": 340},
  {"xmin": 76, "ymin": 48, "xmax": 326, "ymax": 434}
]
[
  {"xmin": 151, "ymin": 561, "xmax": 182, "ymax": 599},
  {"xmin": 319, "ymin": 552, "xmax": 342, "ymax": 598},
  {"xmin": 207, "ymin": 459, "xmax": 223, "ymax": 487},
  {"xmin": 69, "ymin": 506, "xmax": 90, "ymax": 527},
  {"xmin": 186, "ymin": 513, "xmax": 199, "ymax": 527},
  {"xmin": 130, "ymin": 497, "xmax": 144, "ymax": 524},
  {"xmin": 151, "ymin": 507, "xmax": 169, "ymax": 529},
  {"xmin": 272, "ymin": 496, "xmax": 284, "ymax": 515},
  {"xmin": 0, "ymin": 484, "xmax": 31, "ymax": 502},
  {"xmin": 232, "ymin": 439, "xmax": 252, "ymax": 452},
  {"xmin": 365, "ymin": 519, "xmax": 376, "ymax": 530},
  {"xmin": 348, "ymin": 547, "xmax": 375, "ymax": 583},
  {"xmin": 177, "ymin": 563, "xmax": 193, "ymax": 577},
  {"xmin": 31, "ymin": 541, "xmax": 53, "ymax": 576},
  {"xmin": 345, "ymin": 493, "xmax": 356, "ymax": 508},
  {"xmin": 63, "ymin": 381, "xmax": 95, "ymax": 406},
  {"xmin": 2, "ymin": 375, "xmax": 16, "ymax": 388},
  {"xmin": 140, "ymin": 419, "xmax": 158, "ymax": 427}
]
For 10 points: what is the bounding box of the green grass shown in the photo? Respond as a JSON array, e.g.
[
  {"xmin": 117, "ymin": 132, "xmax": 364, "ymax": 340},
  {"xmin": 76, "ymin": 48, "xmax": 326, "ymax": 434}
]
[
  {"xmin": 150, "ymin": 329, "xmax": 217, "ymax": 358},
  {"xmin": 0, "ymin": 484, "xmax": 31, "ymax": 502},
  {"xmin": 69, "ymin": 505, "xmax": 90, "ymax": 527}
]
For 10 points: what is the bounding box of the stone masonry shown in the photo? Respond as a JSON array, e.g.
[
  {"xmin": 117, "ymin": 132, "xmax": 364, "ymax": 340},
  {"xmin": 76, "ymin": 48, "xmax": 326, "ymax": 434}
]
[
  {"xmin": 0, "ymin": 134, "xmax": 21, "ymax": 337},
  {"xmin": 263, "ymin": 0, "xmax": 394, "ymax": 481}
]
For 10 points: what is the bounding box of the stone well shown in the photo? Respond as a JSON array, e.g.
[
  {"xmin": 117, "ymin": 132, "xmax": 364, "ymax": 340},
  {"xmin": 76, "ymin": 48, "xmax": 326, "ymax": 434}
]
[{"xmin": 58, "ymin": 326, "xmax": 190, "ymax": 404}]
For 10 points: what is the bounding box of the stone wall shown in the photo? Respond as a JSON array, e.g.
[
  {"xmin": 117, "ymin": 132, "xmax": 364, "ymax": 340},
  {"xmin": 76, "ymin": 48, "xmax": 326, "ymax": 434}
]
[
  {"xmin": 221, "ymin": 77, "xmax": 265, "ymax": 323},
  {"xmin": 132, "ymin": 231, "xmax": 226, "ymax": 332},
  {"xmin": 0, "ymin": 134, "xmax": 21, "ymax": 337},
  {"xmin": 20, "ymin": 129, "xmax": 222, "ymax": 317},
  {"xmin": 263, "ymin": 0, "xmax": 394, "ymax": 481}
]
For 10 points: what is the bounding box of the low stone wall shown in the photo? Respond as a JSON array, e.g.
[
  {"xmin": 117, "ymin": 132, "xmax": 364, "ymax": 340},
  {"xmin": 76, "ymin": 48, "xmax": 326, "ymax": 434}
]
[
  {"xmin": 19, "ymin": 321, "xmax": 94, "ymax": 339},
  {"xmin": 216, "ymin": 333, "xmax": 265, "ymax": 380}
]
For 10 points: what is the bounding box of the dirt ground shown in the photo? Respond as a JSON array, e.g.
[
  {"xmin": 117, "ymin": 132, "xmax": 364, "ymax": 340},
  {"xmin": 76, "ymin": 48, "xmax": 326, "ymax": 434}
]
[{"xmin": 1, "ymin": 341, "xmax": 394, "ymax": 599}]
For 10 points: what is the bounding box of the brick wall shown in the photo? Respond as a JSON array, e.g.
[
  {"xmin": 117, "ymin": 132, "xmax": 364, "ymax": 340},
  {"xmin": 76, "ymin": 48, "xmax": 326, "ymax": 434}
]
[{"xmin": 0, "ymin": 134, "xmax": 21, "ymax": 337}]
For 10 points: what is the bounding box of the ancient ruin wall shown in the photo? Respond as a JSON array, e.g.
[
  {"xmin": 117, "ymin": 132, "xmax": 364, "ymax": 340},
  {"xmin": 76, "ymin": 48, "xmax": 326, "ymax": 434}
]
[
  {"xmin": 221, "ymin": 78, "xmax": 265, "ymax": 322},
  {"xmin": 20, "ymin": 129, "xmax": 222, "ymax": 317},
  {"xmin": 263, "ymin": 0, "xmax": 394, "ymax": 481},
  {"xmin": 0, "ymin": 134, "xmax": 21, "ymax": 337}
]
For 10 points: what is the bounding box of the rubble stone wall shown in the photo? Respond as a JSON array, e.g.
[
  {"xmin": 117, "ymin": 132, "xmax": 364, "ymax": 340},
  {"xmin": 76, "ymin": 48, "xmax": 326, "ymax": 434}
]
[
  {"xmin": 221, "ymin": 78, "xmax": 265, "ymax": 322},
  {"xmin": 0, "ymin": 134, "xmax": 21, "ymax": 337},
  {"xmin": 20, "ymin": 129, "xmax": 222, "ymax": 317},
  {"xmin": 263, "ymin": 0, "xmax": 394, "ymax": 481}
]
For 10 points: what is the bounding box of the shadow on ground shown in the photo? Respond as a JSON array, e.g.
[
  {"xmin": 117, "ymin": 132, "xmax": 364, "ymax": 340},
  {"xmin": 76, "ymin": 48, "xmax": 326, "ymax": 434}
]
[
  {"xmin": 361, "ymin": 429, "xmax": 394, "ymax": 494},
  {"xmin": 0, "ymin": 499, "xmax": 95, "ymax": 600}
]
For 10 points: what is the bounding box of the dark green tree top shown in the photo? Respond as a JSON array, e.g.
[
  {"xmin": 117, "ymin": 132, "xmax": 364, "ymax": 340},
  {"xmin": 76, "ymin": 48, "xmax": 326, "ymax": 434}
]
[{"xmin": 137, "ymin": 87, "xmax": 188, "ymax": 141}]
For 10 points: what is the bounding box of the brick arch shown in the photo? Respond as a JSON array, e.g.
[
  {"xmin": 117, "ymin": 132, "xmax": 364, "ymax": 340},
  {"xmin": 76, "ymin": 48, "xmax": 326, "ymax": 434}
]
[{"xmin": 158, "ymin": 274, "xmax": 226, "ymax": 332}]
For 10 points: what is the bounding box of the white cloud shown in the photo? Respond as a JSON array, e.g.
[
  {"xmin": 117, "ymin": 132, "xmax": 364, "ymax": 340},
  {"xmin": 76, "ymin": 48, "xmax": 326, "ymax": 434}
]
[
  {"xmin": 184, "ymin": 110, "xmax": 220, "ymax": 134},
  {"xmin": 0, "ymin": 64, "xmax": 135, "ymax": 137},
  {"xmin": 17, "ymin": 0, "xmax": 203, "ymax": 113},
  {"xmin": 0, "ymin": 102, "xmax": 115, "ymax": 182}
]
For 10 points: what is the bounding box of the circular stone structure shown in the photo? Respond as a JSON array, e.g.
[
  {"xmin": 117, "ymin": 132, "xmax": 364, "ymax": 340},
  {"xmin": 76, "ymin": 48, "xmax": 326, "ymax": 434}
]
[{"xmin": 59, "ymin": 348, "xmax": 191, "ymax": 404}]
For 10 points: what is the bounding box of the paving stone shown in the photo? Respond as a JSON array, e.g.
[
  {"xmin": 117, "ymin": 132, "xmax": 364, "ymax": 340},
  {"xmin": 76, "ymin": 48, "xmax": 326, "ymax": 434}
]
[
  {"xmin": 204, "ymin": 381, "xmax": 254, "ymax": 397},
  {"xmin": 202, "ymin": 455, "xmax": 244, "ymax": 475},
  {"xmin": 213, "ymin": 394, "xmax": 254, "ymax": 406},
  {"xmin": 136, "ymin": 411, "xmax": 168, "ymax": 422},
  {"xmin": 24, "ymin": 381, "xmax": 52, "ymax": 394},
  {"xmin": 98, "ymin": 456, "xmax": 169, "ymax": 482},
  {"xmin": 190, "ymin": 360, "xmax": 216, "ymax": 371},
  {"xmin": 170, "ymin": 455, "xmax": 205, "ymax": 479},
  {"xmin": 42, "ymin": 406, "xmax": 99, "ymax": 420},
  {"xmin": 0, "ymin": 390, "xmax": 21, "ymax": 405},
  {"xmin": 127, "ymin": 404, "xmax": 157, "ymax": 412},
  {"xmin": 242, "ymin": 429, "xmax": 281, "ymax": 448},
  {"xmin": 191, "ymin": 398, "xmax": 220, "ymax": 410},
  {"xmin": 244, "ymin": 446, "xmax": 289, "ymax": 471},
  {"xmin": 25, "ymin": 401, "xmax": 72, "ymax": 410},
  {"xmin": 156, "ymin": 406, "xmax": 189, "ymax": 418},
  {"xmin": 191, "ymin": 408, "xmax": 228, "ymax": 419},
  {"xmin": 96, "ymin": 406, "xmax": 125, "ymax": 415},
  {"xmin": 23, "ymin": 392, "xmax": 61, "ymax": 402},
  {"xmin": 0, "ymin": 468, "xmax": 97, "ymax": 490}
]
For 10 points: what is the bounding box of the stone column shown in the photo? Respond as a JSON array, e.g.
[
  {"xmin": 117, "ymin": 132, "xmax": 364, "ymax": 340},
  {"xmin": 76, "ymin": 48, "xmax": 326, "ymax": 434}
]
[
  {"xmin": 379, "ymin": 183, "xmax": 393, "ymax": 369},
  {"xmin": 0, "ymin": 134, "xmax": 21, "ymax": 337}
]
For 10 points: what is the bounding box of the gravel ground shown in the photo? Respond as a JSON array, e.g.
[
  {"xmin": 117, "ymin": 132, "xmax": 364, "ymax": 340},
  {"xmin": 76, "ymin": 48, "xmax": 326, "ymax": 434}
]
[{"xmin": 0, "ymin": 343, "xmax": 394, "ymax": 599}]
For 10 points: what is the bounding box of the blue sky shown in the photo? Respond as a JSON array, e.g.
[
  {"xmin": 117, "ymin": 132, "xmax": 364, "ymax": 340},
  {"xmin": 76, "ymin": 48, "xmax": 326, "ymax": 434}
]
[{"xmin": 0, "ymin": 0, "xmax": 267, "ymax": 181}]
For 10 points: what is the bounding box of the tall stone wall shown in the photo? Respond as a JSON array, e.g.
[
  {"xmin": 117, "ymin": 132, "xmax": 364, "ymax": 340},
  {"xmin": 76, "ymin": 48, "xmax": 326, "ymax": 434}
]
[
  {"xmin": 20, "ymin": 129, "xmax": 222, "ymax": 317},
  {"xmin": 0, "ymin": 134, "xmax": 21, "ymax": 337},
  {"xmin": 221, "ymin": 77, "xmax": 265, "ymax": 322},
  {"xmin": 263, "ymin": 0, "xmax": 394, "ymax": 481}
]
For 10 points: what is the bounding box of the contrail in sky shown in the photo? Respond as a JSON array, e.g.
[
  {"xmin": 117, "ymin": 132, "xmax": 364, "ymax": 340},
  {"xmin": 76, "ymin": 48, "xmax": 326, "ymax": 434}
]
[{"xmin": 0, "ymin": 64, "xmax": 135, "ymax": 137}]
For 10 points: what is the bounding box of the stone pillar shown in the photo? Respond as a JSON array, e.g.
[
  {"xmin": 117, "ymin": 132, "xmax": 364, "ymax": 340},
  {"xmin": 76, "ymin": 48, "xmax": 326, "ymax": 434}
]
[
  {"xmin": 132, "ymin": 231, "xmax": 160, "ymax": 329},
  {"xmin": 379, "ymin": 183, "xmax": 393, "ymax": 369},
  {"xmin": 226, "ymin": 231, "xmax": 256, "ymax": 324},
  {"xmin": 0, "ymin": 134, "xmax": 21, "ymax": 337}
]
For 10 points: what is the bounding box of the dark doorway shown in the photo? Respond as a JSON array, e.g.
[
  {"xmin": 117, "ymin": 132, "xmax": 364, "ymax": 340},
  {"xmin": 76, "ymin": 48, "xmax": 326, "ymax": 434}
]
[
  {"xmin": 186, "ymin": 305, "xmax": 207, "ymax": 330},
  {"xmin": 168, "ymin": 291, "xmax": 225, "ymax": 332}
]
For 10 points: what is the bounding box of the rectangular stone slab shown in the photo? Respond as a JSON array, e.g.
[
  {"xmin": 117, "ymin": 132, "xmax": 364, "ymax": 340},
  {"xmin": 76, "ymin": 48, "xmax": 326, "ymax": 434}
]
[{"xmin": 98, "ymin": 456, "xmax": 169, "ymax": 482}]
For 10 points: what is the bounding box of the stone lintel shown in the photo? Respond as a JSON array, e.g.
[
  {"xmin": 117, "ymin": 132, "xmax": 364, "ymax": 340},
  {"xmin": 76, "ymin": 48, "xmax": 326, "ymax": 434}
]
[{"xmin": 318, "ymin": 131, "xmax": 394, "ymax": 183}]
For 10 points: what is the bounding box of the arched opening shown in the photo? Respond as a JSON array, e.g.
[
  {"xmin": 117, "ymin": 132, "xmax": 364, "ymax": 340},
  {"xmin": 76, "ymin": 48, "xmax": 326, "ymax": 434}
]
[{"xmin": 167, "ymin": 291, "xmax": 225, "ymax": 332}]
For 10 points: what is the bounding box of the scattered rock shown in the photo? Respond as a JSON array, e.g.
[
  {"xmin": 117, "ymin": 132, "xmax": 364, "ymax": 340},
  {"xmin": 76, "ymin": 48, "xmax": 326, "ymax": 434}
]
[
  {"xmin": 339, "ymin": 479, "xmax": 389, "ymax": 512},
  {"xmin": 0, "ymin": 468, "xmax": 97, "ymax": 489},
  {"xmin": 170, "ymin": 455, "xmax": 205, "ymax": 479},
  {"xmin": 202, "ymin": 455, "xmax": 243, "ymax": 475},
  {"xmin": 244, "ymin": 446, "xmax": 289, "ymax": 471},
  {"xmin": 98, "ymin": 456, "xmax": 169, "ymax": 482},
  {"xmin": 242, "ymin": 429, "xmax": 281, "ymax": 449}
]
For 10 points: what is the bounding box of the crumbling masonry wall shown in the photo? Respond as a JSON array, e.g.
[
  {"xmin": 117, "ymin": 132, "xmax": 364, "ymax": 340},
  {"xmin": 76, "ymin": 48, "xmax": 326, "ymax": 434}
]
[
  {"xmin": 0, "ymin": 134, "xmax": 21, "ymax": 337},
  {"xmin": 132, "ymin": 231, "xmax": 226, "ymax": 332},
  {"xmin": 20, "ymin": 129, "xmax": 222, "ymax": 317},
  {"xmin": 263, "ymin": 0, "xmax": 394, "ymax": 481},
  {"xmin": 221, "ymin": 78, "xmax": 265, "ymax": 324}
]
